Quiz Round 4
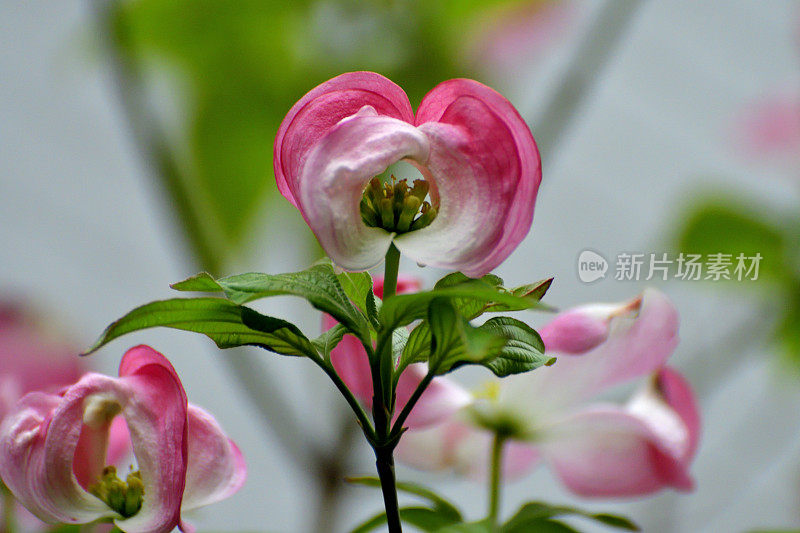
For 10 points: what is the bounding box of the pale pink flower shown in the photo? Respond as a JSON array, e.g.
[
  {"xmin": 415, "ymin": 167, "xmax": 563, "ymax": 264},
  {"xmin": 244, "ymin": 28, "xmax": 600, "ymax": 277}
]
[
  {"xmin": 395, "ymin": 289, "xmax": 700, "ymax": 497},
  {"xmin": 274, "ymin": 71, "xmax": 541, "ymax": 277},
  {"xmin": 0, "ymin": 345, "xmax": 246, "ymax": 532}
]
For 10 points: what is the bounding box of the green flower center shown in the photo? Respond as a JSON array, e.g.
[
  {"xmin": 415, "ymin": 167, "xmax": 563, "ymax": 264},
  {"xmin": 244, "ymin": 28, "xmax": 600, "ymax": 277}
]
[
  {"xmin": 468, "ymin": 405, "xmax": 531, "ymax": 441},
  {"xmin": 89, "ymin": 466, "xmax": 144, "ymax": 518},
  {"xmin": 467, "ymin": 382, "xmax": 531, "ymax": 441},
  {"xmin": 360, "ymin": 176, "xmax": 437, "ymax": 234}
]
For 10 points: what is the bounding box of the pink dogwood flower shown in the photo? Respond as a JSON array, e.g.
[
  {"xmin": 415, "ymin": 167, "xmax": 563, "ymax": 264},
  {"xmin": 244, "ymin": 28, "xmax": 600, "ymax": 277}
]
[
  {"xmin": 324, "ymin": 276, "xmax": 471, "ymax": 429},
  {"xmin": 395, "ymin": 289, "xmax": 700, "ymax": 497},
  {"xmin": 0, "ymin": 345, "xmax": 246, "ymax": 532},
  {"xmin": 274, "ymin": 71, "xmax": 541, "ymax": 277}
]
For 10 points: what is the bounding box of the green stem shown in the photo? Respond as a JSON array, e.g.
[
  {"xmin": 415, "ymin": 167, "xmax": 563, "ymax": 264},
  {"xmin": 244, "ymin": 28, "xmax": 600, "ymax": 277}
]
[
  {"xmin": 315, "ymin": 359, "xmax": 377, "ymax": 443},
  {"xmin": 2, "ymin": 481, "xmax": 15, "ymax": 533},
  {"xmin": 374, "ymin": 446, "xmax": 402, "ymax": 533},
  {"xmin": 365, "ymin": 245, "xmax": 404, "ymax": 532},
  {"xmin": 370, "ymin": 367, "xmax": 402, "ymax": 533},
  {"xmin": 390, "ymin": 369, "xmax": 435, "ymax": 439},
  {"xmin": 488, "ymin": 433, "xmax": 506, "ymax": 530},
  {"xmin": 382, "ymin": 244, "xmax": 401, "ymax": 299},
  {"xmin": 373, "ymin": 242, "xmax": 401, "ymax": 412}
]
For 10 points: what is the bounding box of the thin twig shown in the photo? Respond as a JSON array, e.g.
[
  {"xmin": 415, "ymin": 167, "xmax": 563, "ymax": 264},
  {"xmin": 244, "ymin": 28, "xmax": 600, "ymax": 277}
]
[
  {"xmin": 487, "ymin": 433, "xmax": 506, "ymax": 530},
  {"xmin": 316, "ymin": 359, "xmax": 377, "ymax": 442},
  {"xmin": 311, "ymin": 413, "xmax": 360, "ymax": 533},
  {"xmin": 532, "ymin": 0, "xmax": 645, "ymax": 159},
  {"xmin": 90, "ymin": 0, "xmax": 320, "ymax": 470},
  {"xmin": 390, "ymin": 369, "xmax": 434, "ymax": 439},
  {"xmin": 92, "ymin": 0, "xmax": 223, "ymax": 274}
]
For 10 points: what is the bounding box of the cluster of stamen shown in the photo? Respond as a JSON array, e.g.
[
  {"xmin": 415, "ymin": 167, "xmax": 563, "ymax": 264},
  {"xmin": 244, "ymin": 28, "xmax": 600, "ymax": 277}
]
[
  {"xmin": 360, "ymin": 176, "xmax": 437, "ymax": 233},
  {"xmin": 89, "ymin": 466, "xmax": 144, "ymax": 518}
]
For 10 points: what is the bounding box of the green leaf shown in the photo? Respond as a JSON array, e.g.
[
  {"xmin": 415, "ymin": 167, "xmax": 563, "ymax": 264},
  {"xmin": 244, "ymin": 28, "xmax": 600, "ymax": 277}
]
[
  {"xmin": 366, "ymin": 288, "xmax": 381, "ymax": 329},
  {"xmin": 589, "ymin": 515, "xmax": 642, "ymax": 531},
  {"xmin": 312, "ymin": 323, "xmax": 347, "ymax": 360},
  {"xmin": 485, "ymin": 278, "xmax": 554, "ymax": 313},
  {"xmin": 427, "ymin": 298, "xmax": 464, "ymax": 368},
  {"xmin": 434, "ymin": 272, "xmax": 503, "ymax": 319},
  {"xmin": 515, "ymin": 277, "xmax": 554, "ymax": 301},
  {"xmin": 346, "ymin": 477, "xmax": 462, "ymax": 520},
  {"xmin": 84, "ymin": 298, "xmax": 317, "ymax": 359},
  {"xmin": 502, "ymin": 520, "xmax": 580, "ymax": 533},
  {"xmin": 379, "ymin": 280, "xmax": 545, "ymax": 331},
  {"xmin": 397, "ymin": 320, "xmax": 432, "ymax": 374},
  {"xmin": 479, "ymin": 317, "xmax": 554, "ymax": 377},
  {"xmin": 675, "ymin": 197, "xmax": 791, "ymax": 283},
  {"xmin": 350, "ymin": 507, "xmax": 461, "ymax": 533},
  {"xmin": 170, "ymin": 271, "xmax": 224, "ymax": 292},
  {"xmin": 403, "ymin": 310, "xmax": 552, "ymax": 378},
  {"xmin": 428, "ymin": 299, "xmax": 507, "ymax": 375},
  {"xmin": 337, "ymin": 270, "xmax": 373, "ymax": 314},
  {"xmin": 173, "ymin": 264, "xmax": 370, "ymax": 342},
  {"xmin": 400, "ymin": 507, "xmax": 461, "ymax": 531},
  {"xmin": 432, "ymin": 273, "xmax": 555, "ymax": 318},
  {"xmin": 350, "ymin": 512, "xmax": 388, "ymax": 533},
  {"xmin": 437, "ymin": 521, "xmax": 493, "ymax": 533},
  {"xmin": 392, "ymin": 327, "xmax": 410, "ymax": 367},
  {"xmin": 778, "ymin": 286, "xmax": 800, "ymax": 368},
  {"xmin": 502, "ymin": 502, "xmax": 640, "ymax": 532},
  {"xmin": 434, "ymin": 272, "xmax": 504, "ymax": 290}
]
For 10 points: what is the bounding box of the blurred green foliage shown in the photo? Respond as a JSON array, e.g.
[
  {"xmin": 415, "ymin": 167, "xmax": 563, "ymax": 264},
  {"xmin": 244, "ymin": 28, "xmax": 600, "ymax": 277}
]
[
  {"xmin": 105, "ymin": 0, "xmax": 534, "ymax": 268},
  {"xmin": 675, "ymin": 193, "xmax": 800, "ymax": 366},
  {"xmin": 348, "ymin": 477, "xmax": 638, "ymax": 532},
  {"xmin": 677, "ymin": 198, "xmax": 792, "ymax": 283}
]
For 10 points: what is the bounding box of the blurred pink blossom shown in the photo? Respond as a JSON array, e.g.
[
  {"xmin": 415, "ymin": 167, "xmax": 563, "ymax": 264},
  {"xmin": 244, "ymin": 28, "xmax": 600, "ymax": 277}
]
[
  {"xmin": 470, "ymin": 1, "xmax": 576, "ymax": 80},
  {"xmin": 0, "ymin": 303, "xmax": 85, "ymax": 423},
  {"xmin": 395, "ymin": 289, "xmax": 700, "ymax": 497},
  {"xmin": 738, "ymin": 94, "xmax": 800, "ymax": 159}
]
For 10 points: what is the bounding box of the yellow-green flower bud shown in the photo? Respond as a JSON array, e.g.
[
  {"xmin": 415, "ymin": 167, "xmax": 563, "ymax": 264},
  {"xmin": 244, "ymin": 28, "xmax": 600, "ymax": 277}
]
[{"xmin": 124, "ymin": 471, "xmax": 145, "ymax": 518}]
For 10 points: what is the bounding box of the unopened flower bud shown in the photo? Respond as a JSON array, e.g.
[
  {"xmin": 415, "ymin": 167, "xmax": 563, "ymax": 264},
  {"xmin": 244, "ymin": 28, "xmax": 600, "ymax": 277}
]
[
  {"xmin": 379, "ymin": 198, "xmax": 395, "ymax": 228},
  {"xmin": 396, "ymin": 196, "xmax": 422, "ymax": 232}
]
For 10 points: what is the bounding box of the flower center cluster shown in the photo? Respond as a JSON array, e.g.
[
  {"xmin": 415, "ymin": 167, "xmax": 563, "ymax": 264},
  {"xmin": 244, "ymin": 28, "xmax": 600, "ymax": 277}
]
[
  {"xmin": 360, "ymin": 176, "xmax": 437, "ymax": 233},
  {"xmin": 89, "ymin": 466, "xmax": 144, "ymax": 518},
  {"xmin": 468, "ymin": 382, "xmax": 530, "ymax": 440}
]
